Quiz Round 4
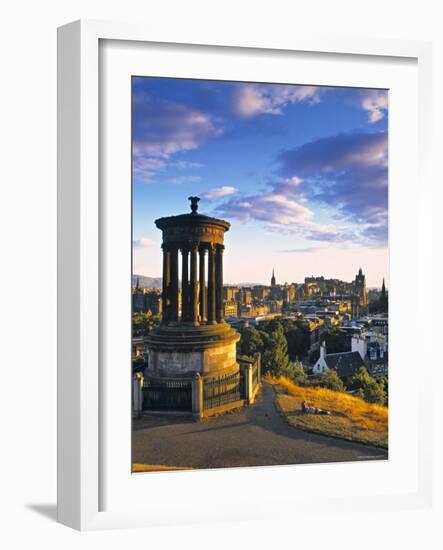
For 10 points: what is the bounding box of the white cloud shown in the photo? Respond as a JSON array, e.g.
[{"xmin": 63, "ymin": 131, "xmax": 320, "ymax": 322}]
[
  {"xmin": 133, "ymin": 238, "xmax": 156, "ymax": 248},
  {"xmin": 361, "ymin": 90, "xmax": 388, "ymax": 123},
  {"xmin": 234, "ymin": 84, "xmax": 321, "ymax": 117},
  {"xmin": 133, "ymin": 157, "xmax": 167, "ymax": 182},
  {"xmin": 272, "ymin": 176, "xmax": 303, "ymax": 195},
  {"xmin": 203, "ymin": 186, "xmax": 238, "ymax": 199},
  {"xmin": 133, "ymin": 93, "xmax": 223, "ymax": 158},
  {"xmin": 167, "ymin": 175, "xmax": 201, "ymax": 184},
  {"xmin": 279, "ymin": 246, "xmax": 326, "ymax": 254},
  {"xmin": 215, "ymin": 174, "xmax": 360, "ymax": 244},
  {"xmin": 216, "ymin": 191, "xmax": 316, "ymax": 229},
  {"xmin": 170, "ymin": 160, "xmax": 204, "ymax": 170}
]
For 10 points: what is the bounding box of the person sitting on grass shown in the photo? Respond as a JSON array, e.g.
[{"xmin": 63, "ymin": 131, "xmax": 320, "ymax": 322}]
[{"xmin": 301, "ymin": 401, "xmax": 331, "ymax": 415}]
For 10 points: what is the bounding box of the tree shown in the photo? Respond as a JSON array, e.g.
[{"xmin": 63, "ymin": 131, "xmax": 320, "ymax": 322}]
[
  {"xmin": 286, "ymin": 327, "xmax": 310, "ymax": 360},
  {"xmin": 262, "ymin": 318, "xmax": 294, "ymax": 334},
  {"xmin": 262, "ymin": 325, "xmax": 290, "ymax": 376},
  {"xmin": 239, "ymin": 327, "xmax": 264, "ymax": 357},
  {"xmin": 319, "ymin": 368, "xmax": 345, "ymax": 392},
  {"xmin": 351, "ymin": 367, "xmax": 387, "ymax": 405},
  {"xmin": 322, "ymin": 329, "xmax": 350, "ymax": 354},
  {"xmin": 132, "ymin": 312, "xmax": 150, "ymax": 336}
]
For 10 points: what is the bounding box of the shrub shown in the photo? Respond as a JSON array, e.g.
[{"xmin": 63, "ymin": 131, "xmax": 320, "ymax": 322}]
[
  {"xmin": 280, "ymin": 362, "xmax": 308, "ymax": 385},
  {"xmin": 351, "ymin": 367, "xmax": 387, "ymax": 405},
  {"xmin": 318, "ymin": 368, "xmax": 345, "ymax": 392}
]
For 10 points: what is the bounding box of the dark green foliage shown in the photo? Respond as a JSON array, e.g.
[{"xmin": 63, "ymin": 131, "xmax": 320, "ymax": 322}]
[
  {"xmin": 369, "ymin": 295, "xmax": 388, "ymax": 314},
  {"xmin": 280, "ymin": 362, "xmax": 308, "ymax": 385},
  {"xmin": 286, "ymin": 327, "xmax": 311, "ymax": 360},
  {"xmin": 239, "ymin": 318, "xmax": 312, "ymax": 376},
  {"xmin": 262, "ymin": 325, "xmax": 290, "ymax": 376},
  {"xmin": 239, "ymin": 327, "xmax": 265, "ymax": 356},
  {"xmin": 322, "ymin": 329, "xmax": 350, "ymax": 354},
  {"xmin": 351, "ymin": 367, "xmax": 387, "ymax": 405},
  {"xmin": 318, "ymin": 368, "xmax": 345, "ymax": 392},
  {"xmin": 259, "ymin": 318, "xmax": 310, "ymax": 360},
  {"xmin": 132, "ymin": 312, "xmax": 160, "ymax": 336}
]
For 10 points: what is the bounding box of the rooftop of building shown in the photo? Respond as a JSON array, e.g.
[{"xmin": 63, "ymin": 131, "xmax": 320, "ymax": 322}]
[{"xmin": 323, "ymin": 351, "xmax": 366, "ymax": 378}]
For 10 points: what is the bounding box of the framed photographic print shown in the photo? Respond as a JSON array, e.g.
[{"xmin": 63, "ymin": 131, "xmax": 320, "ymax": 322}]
[{"xmin": 57, "ymin": 19, "xmax": 433, "ymax": 530}]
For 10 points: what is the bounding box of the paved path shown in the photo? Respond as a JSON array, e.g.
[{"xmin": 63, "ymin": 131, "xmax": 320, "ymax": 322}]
[{"xmin": 133, "ymin": 382, "xmax": 387, "ymax": 469}]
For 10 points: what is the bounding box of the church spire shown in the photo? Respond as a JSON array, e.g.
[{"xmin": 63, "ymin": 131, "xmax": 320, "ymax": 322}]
[
  {"xmin": 271, "ymin": 268, "xmax": 276, "ymax": 286},
  {"xmin": 381, "ymin": 278, "xmax": 386, "ymax": 296}
]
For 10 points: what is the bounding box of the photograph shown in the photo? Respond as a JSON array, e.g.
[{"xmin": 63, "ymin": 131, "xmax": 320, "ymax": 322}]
[{"xmin": 131, "ymin": 76, "xmax": 389, "ymax": 472}]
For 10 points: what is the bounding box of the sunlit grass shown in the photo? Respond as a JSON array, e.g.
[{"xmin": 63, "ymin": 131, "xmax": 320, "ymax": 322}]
[{"xmin": 265, "ymin": 375, "xmax": 388, "ymax": 448}]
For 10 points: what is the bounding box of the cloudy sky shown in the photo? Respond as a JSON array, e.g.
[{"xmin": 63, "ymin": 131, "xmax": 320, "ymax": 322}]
[{"xmin": 132, "ymin": 77, "xmax": 388, "ymax": 287}]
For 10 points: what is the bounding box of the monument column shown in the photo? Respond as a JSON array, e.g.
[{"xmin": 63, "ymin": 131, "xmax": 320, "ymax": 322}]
[
  {"xmin": 216, "ymin": 245, "xmax": 224, "ymax": 323},
  {"xmin": 189, "ymin": 244, "xmax": 199, "ymax": 324},
  {"xmin": 181, "ymin": 247, "xmax": 189, "ymax": 322},
  {"xmin": 170, "ymin": 246, "xmax": 179, "ymax": 323},
  {"xmin": 207, "ymin": 244, "xmax": 216, "ymax": 324},
  {"xmin": 161, "ymin": 244, "xmax": 171, "ymax": 324},
  {"xmin": 199, "ymin": 247, "xmax": 207, "ymax": 323}
]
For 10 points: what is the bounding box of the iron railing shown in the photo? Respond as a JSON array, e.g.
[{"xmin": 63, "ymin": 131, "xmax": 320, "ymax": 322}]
[
  {"xmin": 143, "ymin": 377, "xmax": 192, "ymax": 411},
  {"xmin": 203, "ymin": 370, "xmax": 241, "ymax": 411}
]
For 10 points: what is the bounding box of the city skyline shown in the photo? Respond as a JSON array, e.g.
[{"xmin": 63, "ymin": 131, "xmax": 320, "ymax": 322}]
[
  {"xmin": 132, "ymin": 77, "xmax": 388, "ymax": 288},
  {"xmin": 132, "ymin": 266, "xmax": 386, "ymax": 291}
]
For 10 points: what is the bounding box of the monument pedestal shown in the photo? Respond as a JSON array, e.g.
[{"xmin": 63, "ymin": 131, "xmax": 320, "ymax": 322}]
[{"xmin": 147, "ymin": 323, "xmax": 240, "ymax": 377}]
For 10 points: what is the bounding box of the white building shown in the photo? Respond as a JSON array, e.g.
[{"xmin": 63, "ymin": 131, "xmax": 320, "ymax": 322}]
[{"xmin": 313, "ymin": 332, "xmax": 388, "ymax": 379}]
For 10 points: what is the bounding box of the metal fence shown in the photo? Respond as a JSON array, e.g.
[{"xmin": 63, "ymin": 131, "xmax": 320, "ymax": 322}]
[
  {"xmin": 143, "ymin": 377, "xmax": 192, "ymax": 411},
  {"xmin": 140, "ymin": 353, "xmax": 261, "ymax": 416},
  {"xmin": 203, "ymin": 370, "xmax": 241, "ymax": 410}
]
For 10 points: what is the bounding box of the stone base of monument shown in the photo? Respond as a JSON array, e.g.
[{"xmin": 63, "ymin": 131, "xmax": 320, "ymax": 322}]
[
  {"xmin": 146, "ymin": 322, "xmax": 240, "ymax": 378},
  {"xmin": 139, "ymin": 324, "xmax": 264, "ymax": 419}
]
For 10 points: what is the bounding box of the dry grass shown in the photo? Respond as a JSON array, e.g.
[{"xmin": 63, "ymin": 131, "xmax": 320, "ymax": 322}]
[
  {"xmin": 132, "ymin": 463, "xmax": 192, "ymax": 473},
  {"xmin": 266, "ymin": 375, "xmax": 388, "ymax": 448}
]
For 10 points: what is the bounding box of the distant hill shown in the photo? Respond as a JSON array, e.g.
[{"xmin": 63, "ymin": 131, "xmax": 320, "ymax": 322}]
[
  {"xmin": 132, "ymin": 274, "xmax": 162, "ymax": 289},
  {"xmin": 227, "ymin": 282, "xmax": 262, "ymax": 287},
  {"xmin": 132, "ymin": 276, "xmax": 266, "ymax": 289}
]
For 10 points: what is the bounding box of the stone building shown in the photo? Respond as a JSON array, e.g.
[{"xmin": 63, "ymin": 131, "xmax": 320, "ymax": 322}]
[
  {"xmin": 354, "ymin": 267, "xmax": 368, "ymax": 307},
  {"xmin": 252, "ymin": 285, "xmax": 270, "ymax": 301},
  {"xmin": 223, "ymin": 300, "xmax": 238, "ymax": 318},
  {"xmin": 132, "ymin": 282, "xmax": 162, "ymax": 316}
]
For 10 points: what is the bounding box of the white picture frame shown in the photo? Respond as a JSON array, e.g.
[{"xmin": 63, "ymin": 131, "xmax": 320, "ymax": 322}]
[{"xmin": 57, "ymin": 19, "xmax": 433, "ymax": 531}]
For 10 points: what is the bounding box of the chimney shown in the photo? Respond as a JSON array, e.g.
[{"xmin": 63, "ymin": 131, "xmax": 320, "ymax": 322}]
[{"xmin": 320, "ymin": 341, "xmax": 326, "ymax": 360}]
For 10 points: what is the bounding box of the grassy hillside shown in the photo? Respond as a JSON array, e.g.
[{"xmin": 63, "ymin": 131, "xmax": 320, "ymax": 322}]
[{"xmin": 266, "ymin": 376, "xmax": 388, "ymax": 448}]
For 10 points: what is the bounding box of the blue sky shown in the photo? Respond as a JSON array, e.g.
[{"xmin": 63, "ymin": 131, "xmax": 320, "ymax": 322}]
[{"xmin": 132, "ymin": 77, "xmax": 388, "ymax": 287}]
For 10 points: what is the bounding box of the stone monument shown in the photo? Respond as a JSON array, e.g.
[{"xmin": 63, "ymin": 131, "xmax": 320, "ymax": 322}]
[{"xmin": 146, "ymin": 197, "xmax": 240, "ymax": 378}]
